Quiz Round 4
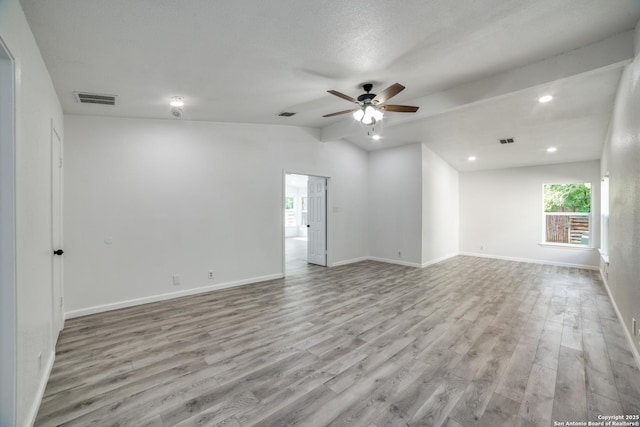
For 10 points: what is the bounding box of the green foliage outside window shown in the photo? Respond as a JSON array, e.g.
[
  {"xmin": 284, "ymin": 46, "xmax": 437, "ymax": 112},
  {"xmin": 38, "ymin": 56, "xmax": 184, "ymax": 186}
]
[
  {"xmin": 285, "ymin": 197, "xmax": 294, "ymax": 210},
  {"xmin": 544, "ymin": 183, "xmax": 591, "ymax": 212}
]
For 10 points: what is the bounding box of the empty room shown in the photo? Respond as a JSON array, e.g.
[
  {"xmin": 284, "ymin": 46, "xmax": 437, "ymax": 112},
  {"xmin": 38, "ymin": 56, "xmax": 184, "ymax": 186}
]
[{"xmin": 2, "ymin": 1, "xmax": 640, "ymax": 426}]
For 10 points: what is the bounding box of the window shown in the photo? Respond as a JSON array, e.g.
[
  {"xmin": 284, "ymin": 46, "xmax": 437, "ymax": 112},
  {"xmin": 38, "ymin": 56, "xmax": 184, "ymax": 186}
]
[
  {"xmin": 284, "ymin": 196, "xmax": 296, "ymax": 226},
  {"xmin": 542, "ymin": 183, "xmax": 591, "ymax": 246},
  {"xmin": 284, "ymin": 197, "xmax": 294, "ymax": 210}
]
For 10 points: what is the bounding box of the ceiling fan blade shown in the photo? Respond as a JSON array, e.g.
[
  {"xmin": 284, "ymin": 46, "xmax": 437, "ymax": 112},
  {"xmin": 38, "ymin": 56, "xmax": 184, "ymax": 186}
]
[
  {"xmin": 327, "ymin": 90, "xmax": 358, "ymax": 104},
  {"xmin": 373, "ymin": 83, "xmax": 405, "ymax": 104},
  {"xmin": 381, "ymin": 105, "xmax": 419, "ymax": 113},
  {"xmin": 322, "ymin": 108, "xmax": 359, "ymax": 118}
]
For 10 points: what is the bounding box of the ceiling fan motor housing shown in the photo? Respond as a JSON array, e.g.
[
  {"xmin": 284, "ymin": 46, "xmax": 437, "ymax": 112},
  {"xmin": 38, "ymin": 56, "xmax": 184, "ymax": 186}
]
[
  {"xmin": 358, "ymin": 83, "xmax": 376, "ymax": 103},
  {"xmin": 322, "ymin": 82, "xmax": 418, "ymax": 118}
]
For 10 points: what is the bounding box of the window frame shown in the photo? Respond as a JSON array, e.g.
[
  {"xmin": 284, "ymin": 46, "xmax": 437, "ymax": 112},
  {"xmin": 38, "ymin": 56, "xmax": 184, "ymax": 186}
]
[{"xmin": 540, "ymin": 182, "xmax": 593, "ymax": 248}]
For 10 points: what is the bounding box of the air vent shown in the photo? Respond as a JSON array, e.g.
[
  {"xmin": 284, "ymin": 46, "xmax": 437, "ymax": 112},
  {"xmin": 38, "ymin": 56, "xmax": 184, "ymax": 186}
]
[
  {"xmin": 278, "ymin": 112, "xmax": 296, "ymax": 117},
  {"xmin": 74, "ymin": 92, "xmax": 117, "ymax": 106},
  {"xmin": 499, "ymin": 137, "xmax": 515, "ymax": 144}
]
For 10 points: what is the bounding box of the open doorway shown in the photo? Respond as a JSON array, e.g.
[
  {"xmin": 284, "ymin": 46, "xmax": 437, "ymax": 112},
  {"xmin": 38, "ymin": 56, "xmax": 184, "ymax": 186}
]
[{"xmin": 284, "ymin": 173, "xmax": 327, "ymax": 273}]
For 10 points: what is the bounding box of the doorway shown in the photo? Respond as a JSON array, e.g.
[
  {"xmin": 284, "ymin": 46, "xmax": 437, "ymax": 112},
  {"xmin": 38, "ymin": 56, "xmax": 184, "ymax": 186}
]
[
  {"xmin": 0, "ymin": 37, "xmax": 16, "ymax": 426},
  {"xmin": 284, "ymin": 173, "xmax": 327, "ymax": 274}
]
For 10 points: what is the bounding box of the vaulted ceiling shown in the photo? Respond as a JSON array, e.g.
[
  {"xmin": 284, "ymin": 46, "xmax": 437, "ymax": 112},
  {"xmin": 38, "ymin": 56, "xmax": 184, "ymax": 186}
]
[{"xmin": 20, "ymin": 0, "xmax": 640, "ymax": 170}]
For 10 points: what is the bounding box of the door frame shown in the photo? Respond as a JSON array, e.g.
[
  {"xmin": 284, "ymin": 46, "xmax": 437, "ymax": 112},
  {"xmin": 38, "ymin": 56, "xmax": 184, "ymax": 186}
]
[
  {"xmin": 282, "ymin": 170, "xmax": 332, "ymax": 276},
  {"xmin": 50, "ymin": 122, "xmax": 64, "ymax": 340},
  {"xmin": 0, "ymin": 36, "xmax": 17, "ymax": 427}
]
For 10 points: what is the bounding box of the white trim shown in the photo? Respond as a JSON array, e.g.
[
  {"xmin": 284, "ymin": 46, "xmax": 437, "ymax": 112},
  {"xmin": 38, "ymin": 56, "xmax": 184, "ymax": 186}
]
[
  {"xmin": 367, "ymin": 256, "xmax": 423, "ymax": 268},
  {"xmin": 65, "ymin": 273, "xmax": 283, "ymax": 319},
  {"xmin": 598, "ymin": 248, "xmax": 610, "ymax": 265},
  {"xmin": 0, "ymin": 37, "xmax": 16, "ymax": 427},
  {"xmin": 335, "ymin": 253, "xmax": 457, "ymax": 269},
  {"xmin": 25, "ymin": 350, "xmax": 54, "ymax": 427},
  {"xmin": 459, "ymin": 252, "xmax": 599, "ymax": 270},
  {"xmin": 301, "ymin": 253, "xmax": 460, "ymax": 269},
  {"xmin": 599, "ymin": 269, "xmax": 640, "ymax": 371},
  {"xmin": 538, "ymin": 242, "xmax": 593, "ymax": 250},
  {"xmin": 421, "ymin": 253, "xmax": 458, "ymax": 268},
  {"xmin": 331, "ymin": 256, "xmax": 369, "ymax": 267}
]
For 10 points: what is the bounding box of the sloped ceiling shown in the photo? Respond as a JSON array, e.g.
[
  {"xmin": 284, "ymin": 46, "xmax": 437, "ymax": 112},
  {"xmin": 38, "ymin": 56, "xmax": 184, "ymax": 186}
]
[{"xmin": 19, "ymin": 0, "xmax": 640, "ymax": 170}]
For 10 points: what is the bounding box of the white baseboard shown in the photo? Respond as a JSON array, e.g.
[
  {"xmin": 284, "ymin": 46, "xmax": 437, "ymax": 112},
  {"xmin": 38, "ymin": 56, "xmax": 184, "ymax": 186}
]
[
  {"xmin": 421, "ymin": 253, "xmax": 458, "ymax": 268},
  {"xmin": 65, "ymin": 252, "xmax": 600, "ymax": 320},
  {"xmin": 331, "ymin": 256, "xmax": 369, "ymax": 267},
  {"xmin": 25, "ymin": 349, "xmax": 54, "ymax": 427},
  {"xmin": 367, "ymin": 256, "xmax": 423, "ymax": 268},
  {"xmin": 599, "ymin": 269, "xmax": 640, "ymax": 371},
  {"xmin": 459, "ymin": 252, "xmax": 599, "ymax": 270},
  {"xmin": 65, "ymin": 273, "xmax": 283, "ymax": 319}
]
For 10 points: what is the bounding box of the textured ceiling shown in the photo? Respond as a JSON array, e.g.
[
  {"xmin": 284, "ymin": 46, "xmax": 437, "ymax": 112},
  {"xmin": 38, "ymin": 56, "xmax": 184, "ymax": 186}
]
[
  {"xmin": 19, "ymin": 0, "xmax": 640, "ymax": 169},
  {"xmin": 346, "ymin": 68, "xmax": 623, "ymax": 171}
]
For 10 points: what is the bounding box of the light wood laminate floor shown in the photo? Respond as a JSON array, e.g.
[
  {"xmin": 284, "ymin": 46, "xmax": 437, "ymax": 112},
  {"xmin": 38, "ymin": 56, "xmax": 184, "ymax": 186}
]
[{"xmin": 36, "ymin": 256, "xmax": 640, "ymax": 426}]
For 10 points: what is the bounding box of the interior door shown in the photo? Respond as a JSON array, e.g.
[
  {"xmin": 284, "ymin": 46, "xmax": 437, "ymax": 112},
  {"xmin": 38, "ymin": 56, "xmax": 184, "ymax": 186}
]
[
  {"xmin": 51, "ymin": 126, "xmax": 64, "ymax": 338},
  {"xmin": 307, "ymin": 176, "xmax": 326, "ymax": 266}
]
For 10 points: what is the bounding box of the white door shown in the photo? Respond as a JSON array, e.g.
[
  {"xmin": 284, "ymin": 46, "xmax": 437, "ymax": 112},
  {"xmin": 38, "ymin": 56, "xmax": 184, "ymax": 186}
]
[
  {"xmin": 51, "ymin": 126, "xmax": 64, "ymax": 338},
  {"xmin": 307, "ymin": 176, "xmax": 326, "ymax": 266}
]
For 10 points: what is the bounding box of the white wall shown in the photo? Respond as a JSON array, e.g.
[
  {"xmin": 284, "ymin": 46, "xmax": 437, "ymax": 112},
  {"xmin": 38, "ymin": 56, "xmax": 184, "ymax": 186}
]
[
  {"xmin": 421, "ymin": 144, "xmax": 459, "ymax": 266},
  {"xmin": 0, "ymin": 0, "xmax": 64, "ymax": 425},
  {"xmin": 600, "ymin": 19, "xmax": 640, "ymax": 363},
  {"xmin": 459, "ymin": 160, "xmax": 601, "ymax": 268},
  {"xmin": 63, "ymin": 115, "xmax": 369, "ymax": 315},
  {"xmin": 368, "ymin": 143, "xmax": 423, "ymax": 266}
]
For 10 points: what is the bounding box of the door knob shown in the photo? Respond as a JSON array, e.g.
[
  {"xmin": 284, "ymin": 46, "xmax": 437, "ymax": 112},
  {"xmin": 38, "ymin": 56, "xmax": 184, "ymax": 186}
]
[
  {"xmin": 307, "ymin": 224, "xmax": 310, "ymax": 228},
  {"xmin": 53, "ymin": 249, "xmax": 64, "ymax": 256}
]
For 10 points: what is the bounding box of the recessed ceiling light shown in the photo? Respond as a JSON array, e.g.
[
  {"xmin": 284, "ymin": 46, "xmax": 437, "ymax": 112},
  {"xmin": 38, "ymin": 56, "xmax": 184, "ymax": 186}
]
[
  {"xmin": 547, "ymin": 147, "xmax": 557, "ymax": 153},
  {"xmin": 371, "ymin": 134, "xmax": 382, "ymax": 140},
  {"xmin": 169, "ymin": 96, "xmax": 184, "ymax": 107},
  {"xmin": 538, "ymin": 95, "xmax": 553, "ymax": 103},
  {"xmin": 468, "ymin": 156, "xmax": 477, "ymax": 161}
]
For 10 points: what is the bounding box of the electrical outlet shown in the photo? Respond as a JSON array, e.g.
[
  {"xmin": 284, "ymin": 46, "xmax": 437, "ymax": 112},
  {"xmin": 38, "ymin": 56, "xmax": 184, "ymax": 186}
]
[
  {"xmin": 172, "ymin": 274, "xmax": 181, "ymax": 286},
  {"xmin": 480, "ymin": 245, "xmax": 484, "ymax": 251},
  {"xmin": 208, "ymin": 271, "xmax": 214, "ymax": 279},
  {"xmin": 37, "ymin": 352, "xmax": 42, "ymax": 370},
  {"xmin": 398, "ymin": 251, "xmax": 402, "ymax": 257},
  {"xmin": 633, "ymin": 318, "xmax": 637, "ymax": 336}
]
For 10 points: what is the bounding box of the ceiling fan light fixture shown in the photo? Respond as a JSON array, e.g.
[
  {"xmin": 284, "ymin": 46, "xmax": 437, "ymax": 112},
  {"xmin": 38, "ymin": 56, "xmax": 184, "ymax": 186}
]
[
  {"xmin": 362, "ymin": 106, "xmax": 374, "ymax": 124},
  {"xmin": 359, "ymin": 105, "xmax": 382, "ymax": 125},
  {"xmin": 169, "ymin": 96, "xmax": 185, "ymax": 107},
  {"xmin": 323, "ymin": 83, "xmax": 416, "ymax": 122}
]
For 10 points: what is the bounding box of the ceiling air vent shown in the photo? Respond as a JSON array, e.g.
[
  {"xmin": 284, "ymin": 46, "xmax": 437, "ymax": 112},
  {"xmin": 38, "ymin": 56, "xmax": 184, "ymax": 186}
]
[
  {"xmin": 74, "ymin": 92, "xmax": 117, "ymax": 106},
  {"xmin": 278, "ymin": 112, "xmax": 296, "ymax": 117},
  {"xmin": 499, "ymin": 137, "xmax": 515, "ymax": 144}
]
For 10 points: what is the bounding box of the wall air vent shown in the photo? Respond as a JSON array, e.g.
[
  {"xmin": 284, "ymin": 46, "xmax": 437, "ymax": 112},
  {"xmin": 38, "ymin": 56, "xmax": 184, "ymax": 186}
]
[
  {"xmin": 499, "ymin": 138, "xmax": 515, "ymax": 144},
  {"xmin": 74, "ymin": 92, "xmax": 117, "ymax": 106},
  {"xmin": 278, "ymin": 112, "xmax": 296, "ymax": 117}
]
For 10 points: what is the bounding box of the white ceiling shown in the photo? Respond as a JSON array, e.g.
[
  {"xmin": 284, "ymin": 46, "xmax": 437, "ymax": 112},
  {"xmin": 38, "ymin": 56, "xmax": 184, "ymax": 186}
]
[
  {"xmin": 19, "ymin": 0, "xmax": 640, "ymax": 170},
  {"xmin": 347, "ymin": 68, "xmax": 623, "ymax": 171}
]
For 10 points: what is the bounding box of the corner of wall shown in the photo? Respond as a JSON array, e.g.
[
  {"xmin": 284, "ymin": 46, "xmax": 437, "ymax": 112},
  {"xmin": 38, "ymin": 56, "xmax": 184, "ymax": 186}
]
[{"xmin": 635, "ymin": 19, "xmax": 640, "ymax": 56}]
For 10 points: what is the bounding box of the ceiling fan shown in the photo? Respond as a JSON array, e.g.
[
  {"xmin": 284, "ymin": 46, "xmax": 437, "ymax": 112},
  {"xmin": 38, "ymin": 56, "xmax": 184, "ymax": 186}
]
[{"xmin": 323, "ymin": 83, "xmax": 419, "ymax": 125}]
